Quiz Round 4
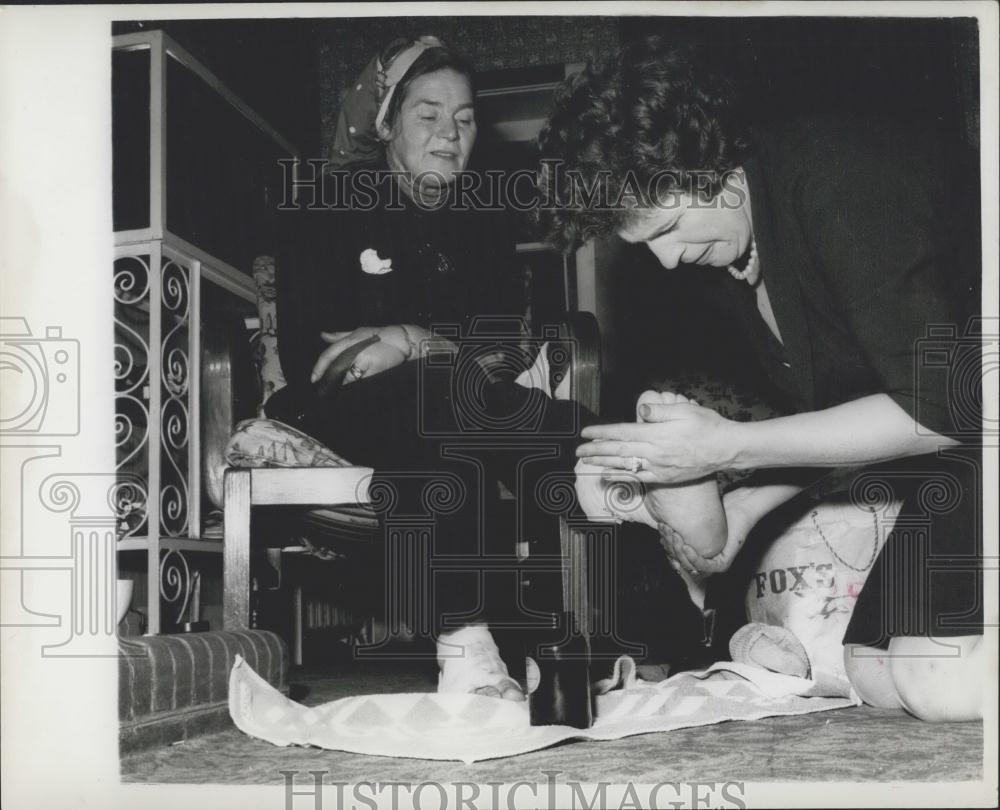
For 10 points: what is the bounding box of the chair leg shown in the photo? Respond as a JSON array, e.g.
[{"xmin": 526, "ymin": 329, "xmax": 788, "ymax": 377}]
[
  {"xmin": 560, "ymin": 517, "xmax": 589, "ymax": 634},
  {"xmin": 223, "ymin": 469, "xmax": 252, "ymax": 630},
  {"xmin": 293, "ymin": 586, "xmax": 303, "ymax": 666}
]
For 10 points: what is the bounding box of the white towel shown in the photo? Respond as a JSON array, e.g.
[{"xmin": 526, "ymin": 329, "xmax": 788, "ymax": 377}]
[{"xmin": 229, "ymin": 655, "xmax": 857, "ymax": 764}]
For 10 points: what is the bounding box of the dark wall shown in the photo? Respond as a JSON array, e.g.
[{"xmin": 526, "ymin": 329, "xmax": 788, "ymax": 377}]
[
  {"xmin": 112, "ymin": 15, "xmax": 981, "ymax": 404},
  {"xmin": 113, "ymin": 15, "xmax": 978, "ymax": 160},
  {"xmin": 609, "ymin": 16, "xmax": 981, "ymax": 399},
  {"xmin": 620, "ymin": 16, "xmax": 979, "ymax": 147},
  {"xmin": 112, "ymin": 19, "xmax": 323, "ymax": 158}
]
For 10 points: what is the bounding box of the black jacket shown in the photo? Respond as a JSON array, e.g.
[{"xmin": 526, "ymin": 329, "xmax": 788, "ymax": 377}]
[
  {"xmin": 728, "ymin": 116, "xmax": 980, "ymax": 437},
  {"xmin": 274, "ymin": 164, "xmax": 524, "ymax": 394}
]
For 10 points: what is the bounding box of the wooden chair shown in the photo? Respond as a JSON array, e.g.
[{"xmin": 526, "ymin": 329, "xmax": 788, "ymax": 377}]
[{"xmin": 221, "ymin": 313, "xmax": 602, "ymax": 650}]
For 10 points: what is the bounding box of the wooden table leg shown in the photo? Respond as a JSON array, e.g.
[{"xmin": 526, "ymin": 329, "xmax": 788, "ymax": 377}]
[{"xmin": 223, "ymin": 469, "xmax": 252, "ymax": 630}]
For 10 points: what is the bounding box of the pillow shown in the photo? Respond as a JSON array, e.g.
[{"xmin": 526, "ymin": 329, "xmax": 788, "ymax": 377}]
[
  {"xmin": 252, "ymin": 255, "xmax": 286, "ymax": 411},
  {"xmin": 225, "ymin": 418, "xmax": 351, "ymax": 469}
]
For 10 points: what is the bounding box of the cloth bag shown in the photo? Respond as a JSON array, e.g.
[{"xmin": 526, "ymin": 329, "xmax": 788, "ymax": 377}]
[{"xmin": 745, "ymin": 487, "xmax": 902, "ymax": 696}]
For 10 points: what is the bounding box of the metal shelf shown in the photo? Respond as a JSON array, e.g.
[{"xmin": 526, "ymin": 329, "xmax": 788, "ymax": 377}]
[
  {"xmin": 118, "ymin": 537, "xmax": 224, "ymax": 553},
  {"xmin": 113, "ymin": 29, "xmax": 295, "ymax": 634}
]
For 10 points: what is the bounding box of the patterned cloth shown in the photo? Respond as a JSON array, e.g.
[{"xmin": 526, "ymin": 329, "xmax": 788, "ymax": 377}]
[
  {"xmin": 229, "ymin": 655, "xmax": 856, "ymax": 763},
  {"xmin": 225, "ymin": 418, "xmax": 350, "ymax": 469},
  {"xmin": 650, "ymin": 372, "xmax": 786, "ymax": 424},
  {"xmin": 251, "ymin": 256, "xmax": 286, "ymax": 410},
  {"xmin": 329, "ymin": 36, "xmax": 446, "ymax": 169}
]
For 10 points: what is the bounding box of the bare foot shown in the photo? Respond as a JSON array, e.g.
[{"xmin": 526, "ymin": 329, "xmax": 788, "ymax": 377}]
[{"xmin": 638, "ymin": 391, "xmax": 727, "ymax": 558}]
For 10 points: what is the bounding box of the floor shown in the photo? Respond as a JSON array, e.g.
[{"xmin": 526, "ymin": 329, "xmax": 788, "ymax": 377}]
[{"xmin": 120, "ymin": 663, "xmax": 984, "ymax": 785}]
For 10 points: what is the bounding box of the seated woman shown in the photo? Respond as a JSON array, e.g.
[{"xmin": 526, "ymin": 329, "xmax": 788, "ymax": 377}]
[
  {"xmin": 267, "ymin": 36, "xmax": 721, "ymax": 700},
  {"xmin": 269, "ymin": 36, "xmax": 530, "ymax": 700},
  {"xmin": 541, "ymin": 38, "xmax": 984, "ymax": 721}
]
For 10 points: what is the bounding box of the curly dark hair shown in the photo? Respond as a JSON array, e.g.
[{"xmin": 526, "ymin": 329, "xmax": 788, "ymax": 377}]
[{"xmin": 537, "ymin": 37, "xmax": 751, "ymax": 251}]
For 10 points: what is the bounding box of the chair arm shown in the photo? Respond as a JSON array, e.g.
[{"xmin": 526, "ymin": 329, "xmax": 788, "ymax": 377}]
[
  {"xmin": 229, "ymin": 466, "xmax": 375, "ymax": 507},
  {"xmin": 202, "ymin": 314, "xmax": 261, "ymax": 509},
  {"xmin": 558, "ymin": 311, "xmax": 601, "ymax": 416},
  {"xmin": 223, "ymin": 466, "xmax": 375, "ymax": 630}
]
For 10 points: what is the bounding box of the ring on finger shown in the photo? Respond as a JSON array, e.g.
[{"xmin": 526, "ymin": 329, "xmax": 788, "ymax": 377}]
[{"xmin": 626, "ymin": 455, "xmax": 644, "ymax": 473}]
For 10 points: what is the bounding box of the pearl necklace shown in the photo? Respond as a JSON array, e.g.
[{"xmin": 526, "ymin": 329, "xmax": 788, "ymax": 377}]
[{"xmin": 727, "ymin": 238, "xmax": 759, "ymax": 284}]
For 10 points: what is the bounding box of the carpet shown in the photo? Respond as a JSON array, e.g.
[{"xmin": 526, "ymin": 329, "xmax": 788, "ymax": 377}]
[{"xmin": 121, "ymin": 663, "xmax": 983, "ymax": 784}]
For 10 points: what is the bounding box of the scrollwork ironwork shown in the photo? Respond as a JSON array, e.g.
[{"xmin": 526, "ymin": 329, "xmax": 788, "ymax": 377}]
[
  {"xmin": 159, "ymin": 257, "xmax": 191, "ymax": 537},
  {"xmin": 114, "ymin": 255, "xmax": 151, "ymax": 536},
  {"xmin": 159, "ymin": 548, "xmax": 193, "ymax": 626}
]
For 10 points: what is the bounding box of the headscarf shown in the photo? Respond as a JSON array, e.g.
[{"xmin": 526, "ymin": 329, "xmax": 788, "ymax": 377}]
[{"xmin": 329, "ymin": 35, "xmax": 446, "ymax": 170}]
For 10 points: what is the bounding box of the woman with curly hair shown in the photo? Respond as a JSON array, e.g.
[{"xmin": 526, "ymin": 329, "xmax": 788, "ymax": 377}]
[{"xmin": 541, "ymin": 37, "xmax": 984, "ymax": 721}]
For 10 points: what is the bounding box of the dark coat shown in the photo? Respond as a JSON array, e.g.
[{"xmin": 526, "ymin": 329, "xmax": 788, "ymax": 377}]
[
  {"xmin": 274, "ymin": 164, "xmax": 523, "ymax": 394},
  {"xmin": 730, "ymin": 115, "xmax": 980, "ymax": 438}
]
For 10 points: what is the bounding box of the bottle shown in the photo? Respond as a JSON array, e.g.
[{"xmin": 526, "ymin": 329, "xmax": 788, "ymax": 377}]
[{"xmin": 525, "ymin": 613, "xmax": 593, "ymax": 729}]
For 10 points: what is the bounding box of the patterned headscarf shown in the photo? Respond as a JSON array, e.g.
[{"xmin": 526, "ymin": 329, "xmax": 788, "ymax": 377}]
[{"xmin": 329, "ymin": 35, "xmax": 446, "ymax": 169}]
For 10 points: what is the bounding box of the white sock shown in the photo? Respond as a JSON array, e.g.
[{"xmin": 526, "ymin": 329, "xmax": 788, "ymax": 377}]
[
  {"xmin": 729, "ymin": 622, "xmax": 811, "ymax": 678},
  {"xmin": 437, "ymin": 624, "xmax": 516, "ymax": 695}
]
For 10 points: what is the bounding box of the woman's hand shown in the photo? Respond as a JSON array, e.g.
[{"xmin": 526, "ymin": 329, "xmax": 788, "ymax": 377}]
[
  {"xmin": 343, "ymin": 340, "xmax": 408, "ymax": 383},
  {"xmin": 312, "ymin": 327, "xmax": 380, "ymax": 383},
  {"xmin": 310, "ymin": 324, "xmax": 443, "ymax": 383},
  {"xmin": 577, "ymin": 398, "xmax": 738, "ymax": 484},
  {"xmin": 659, "ymin": 487, "xmax": 760, "ymax": 575}
]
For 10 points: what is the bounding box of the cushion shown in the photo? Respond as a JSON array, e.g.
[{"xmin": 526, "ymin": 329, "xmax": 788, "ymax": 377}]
[{"xmin": 225, "ymin": 418, "xmax": 351, "ymax": 469}]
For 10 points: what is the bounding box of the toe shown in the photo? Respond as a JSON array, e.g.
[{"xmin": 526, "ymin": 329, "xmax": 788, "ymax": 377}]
[{"xmin": 500, "ymin": 683, "xmax": 525, "ymax": 701}]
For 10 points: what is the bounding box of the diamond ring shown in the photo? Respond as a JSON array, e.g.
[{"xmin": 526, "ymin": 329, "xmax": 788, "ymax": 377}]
[{"xmin": 627, "ymin": 456, "xmax": 644, "ymax": 473}]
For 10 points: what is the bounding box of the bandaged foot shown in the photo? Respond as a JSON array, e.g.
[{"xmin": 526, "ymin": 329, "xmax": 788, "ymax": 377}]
[
  {"xmin": 574, "ymin": 391, "xmax": 727, "ymax": 558},
  {"xmin": 729, "ymin": 622, "xmax": 811, "ymax": 679},
  {"xmin": 437, "ymin": 624, "xmax": 524, "ymax": 701}
]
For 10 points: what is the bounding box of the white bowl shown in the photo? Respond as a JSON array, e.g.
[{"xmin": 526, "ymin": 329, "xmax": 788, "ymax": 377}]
[{"xmin": 116, "ymin": 579, "xmax": 134, "ymax": 625}]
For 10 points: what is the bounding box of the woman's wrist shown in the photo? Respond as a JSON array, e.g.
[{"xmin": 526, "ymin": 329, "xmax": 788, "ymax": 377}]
[
  {"xmin": 721, "ymin": 418, "xmax": 759, "ymax": 471},
  {"xmin": 397, "ymin": 325, "xmax": 419, "ymax": 359}
]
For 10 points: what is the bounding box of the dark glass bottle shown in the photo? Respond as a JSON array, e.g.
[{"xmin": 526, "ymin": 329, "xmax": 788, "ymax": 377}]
[{"xmin": 525, "ymin": 613, "xmax": 593, "ymax": 729}]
